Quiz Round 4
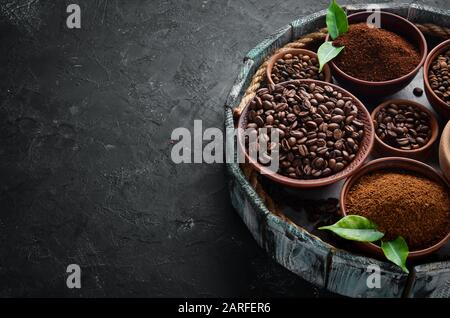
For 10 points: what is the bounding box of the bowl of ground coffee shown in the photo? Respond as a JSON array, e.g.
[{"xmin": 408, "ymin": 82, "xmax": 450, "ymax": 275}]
[
  {"xmin": 237, "ymin": 79, "xmax": 374, "ymax": 188},
  {"xmin": 326, "ymin": 11, "xmax": 427, "ymax": 97},
  {"xmin": 340, "ymin": 157, "xmax": 450, "ymax": 260},
  {"xmin": 266, "ymin": 49, "xmax": 332, "ymax": 85},
  {"xmin": 424, "ymin": 39, "xmax": 450, "ymax": 120},
  {"xmin": 371, "ymin": 99, "xmax": 439, "ymax": 160}
]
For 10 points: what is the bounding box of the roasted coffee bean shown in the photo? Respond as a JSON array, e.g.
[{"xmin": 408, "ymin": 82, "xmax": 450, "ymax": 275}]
[
  {"xmin": 328, "ymin": 123, "xmax": 340, "ymax": 130},
  {"xmin": 281, "ymin": 139, "xmax": 290, "ymax": 151},
  {"xmin": 305, "ymin": 121, "xmax": 318, "ymax": 131},
  {"xmin": 331, "ymin": 115, "xmax": 345, "ymax": 123},
  {"xmin": 416, "ymin": 137, "xmax": 426, "ymax": 145},
  {"xmin": 245, "ymin": 81, "xmax": 364, "ymax": 179},
  {"xmin": 328, "ymin": 158, "xmax": 337, "ymax": 171},
  {"xmin": 288, "ymin": 137, "xmax": 297, "ymax": 147},
  {"xmin": 306, "ymin": 131, "xmax": 317, "ymax": 139},
  {"xmin": 352, "ymin": 119, "xmax": 364, "ymax": 129},
  {"xmin": 262, "ymin": 100, "xmax": 273, "ymax": 110},
  {"xmin": 309, "ymin": 169, "xmax": 320, "ymax": 177},
  {"xmin": 305, "ymin": 138, "xmax": 317, "ymax": 147},
  {"xmin": 374, "ymin": 102, "xmax": 432, "ymax": 150},
  {"xmin": 286, "ymin": 113, "xmax": 297, "ymax": 122},
  {"xmin": 290, "ymin": 130, "xmax": 303, "ymax": 139},
  {"xmin": 254, "ymin": 116, "xmax": 265, "ymax": 127},
  {"xmin": 298, "ymin": 144, "xmax": 308, "ymax": 157},
  {"xmin": 317, "ymin": 147, "xmax": 328, "ymax": 156},
  {"xmin": 313, "ymin": 157, "xmax": 326, "ymax": 169},
  {"xmin": 396, "ymin": 138, "xmax": 410, "ymax": 146},
  {"xmin": 314, "ymin": 93, "xmax": 325, "ymax": 102},
  {"xmin": 255, "ymin": 96, "xmax": 263, "ymax": 109},
  {"xmin": 333, "ymin": 129, "xmax": 343, "ymax": 140},
  {"xmin": 256, "ymin": 88, "xmax": 269, "ymax": 96},
  {"xmin": 316, "ymin": 139, "xmax": 326, "ymax": 148},
  {"xmin": 275, "ymin": 103, "xmax": 288, "ymax": 111},
  {"xmin": 324, "ymin": 85, "xmax": 333, "ymax": 93}
]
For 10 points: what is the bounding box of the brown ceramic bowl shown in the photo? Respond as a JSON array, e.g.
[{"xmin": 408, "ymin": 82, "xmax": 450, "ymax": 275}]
[
  {"xmin": 371, "ymin": 99, "xmax": 439, "ymax": 160},
  {"xmin": 439, "ymin": 120, "xmax": 450, "ymax": 183},
  {"xmin": 237, "ymin": 79, "xmax": 374, "ymax": 188},
  {"xmin": 340, "ymin": 157, "xmax": 450, "ymax": 260},
  {"xmin": 266, "ymin": 48, "xmax": 332, "ymax": 86},
  {"xmin": 325, "ymin": 11, "xmax": 427, "ymax": 97},
  {"xmin": 424, "ymin": 39, "xmax": 450, "ymax": 120}
]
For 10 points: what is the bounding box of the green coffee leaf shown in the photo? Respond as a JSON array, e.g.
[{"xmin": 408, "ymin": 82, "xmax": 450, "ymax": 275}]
[
  {"xmin": 381, "ymin": 237, "xmax": 410, "ymax": 273},
  {"xmin": 326, "ymin": 0, "xmax": 349, "ymax": 40},
  {"xmin": 319, "ymin": 215, "xmax": 384, "ymax": 242},
  {"xmin": 317, "ymin": 41, "xmax": 344, "ymax": 72}
]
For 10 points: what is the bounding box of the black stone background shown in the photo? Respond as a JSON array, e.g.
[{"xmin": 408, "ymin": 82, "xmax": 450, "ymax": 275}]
[{"xmin": 0, "ymin": 0, "xmax": 448, "ymax": 297}]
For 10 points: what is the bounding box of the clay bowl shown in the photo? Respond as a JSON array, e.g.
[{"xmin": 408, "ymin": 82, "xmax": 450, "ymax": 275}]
[
  {"xmin": 237, "ymin": 79, "xmax": 374, "ymax": 189},
  {"xmin": 423, "ymin": 39, "xmax": 450, "ymax": 120},
  {"xmin": 440, "ymin": 120, "xmax": 450, "ymax": 183},
  {"xmin": 266, "ymin": 48, "xmax": 332, "ymax": 86},
  {"xmin": 340, "ymin": 157, "xmax": 450, "ymax": 260},
  {"xmin": 325, "ymin": 11, "xmax": 427, "ymax": 97},
  {"xmin": 371, "ymin": 99, "xmax": 439, "ymax": 160}
]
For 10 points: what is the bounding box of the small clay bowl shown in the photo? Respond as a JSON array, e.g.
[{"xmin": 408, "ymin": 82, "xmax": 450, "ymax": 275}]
[
  {"xmin": 237, "ymin": 79, "xmax": 374, "ymax": 189},
  {"xmin": 423, "ymin": 39, "xmax": 450, "ymax": 120},
  {"xmin": 340, "ymin": 157, "xmax": 450, "ymax": 260},
  {"xmin": 439, "ymin": 120, "xmax": 450, "ymax": 183},
  {"xmin": 371, "ymin": 99, "xmax": 439, "ymax": 160},
  {"xmin": 266, "ymin": 49, "xmax": 332, "ymax": 86},
  {"xmin": 325, "ymin": 11, "xmax": 427, "ymax": 97}
]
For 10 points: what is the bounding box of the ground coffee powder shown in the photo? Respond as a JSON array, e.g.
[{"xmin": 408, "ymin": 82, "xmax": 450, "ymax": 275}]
[
  {"xmin": 346, "ymin": 170, "xmax": 449, "ymax": 250},
  {"xmin": 333, "ymin": 23, "xmax": 421, "ymax": 82}
]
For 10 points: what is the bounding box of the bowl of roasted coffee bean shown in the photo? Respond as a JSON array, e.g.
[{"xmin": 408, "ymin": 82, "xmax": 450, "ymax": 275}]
[
  {"xmin": 237, "ymin": 79, "xmax": 374, "ymax": 188},
  {"xmin": 424, "ymin": 39, "xmax": 450, "ymax": 120},
  {"xmin": 371, "ymin": 99, "xmax": 439, "ymax": 160},
  {"xmin": 266, "ymin": 49, "xmax": 332, "ymax": 86}
]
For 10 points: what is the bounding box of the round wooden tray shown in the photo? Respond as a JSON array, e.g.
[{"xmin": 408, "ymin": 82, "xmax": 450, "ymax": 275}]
[{"xmin": 225, "ymin": 3, "xmax": 450, "ymax": 298}]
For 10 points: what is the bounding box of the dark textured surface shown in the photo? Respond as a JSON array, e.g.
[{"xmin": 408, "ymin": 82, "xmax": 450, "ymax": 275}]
[{"xmin": 0, "ymin": 0, "xmax": 448, "ymax": 298}]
